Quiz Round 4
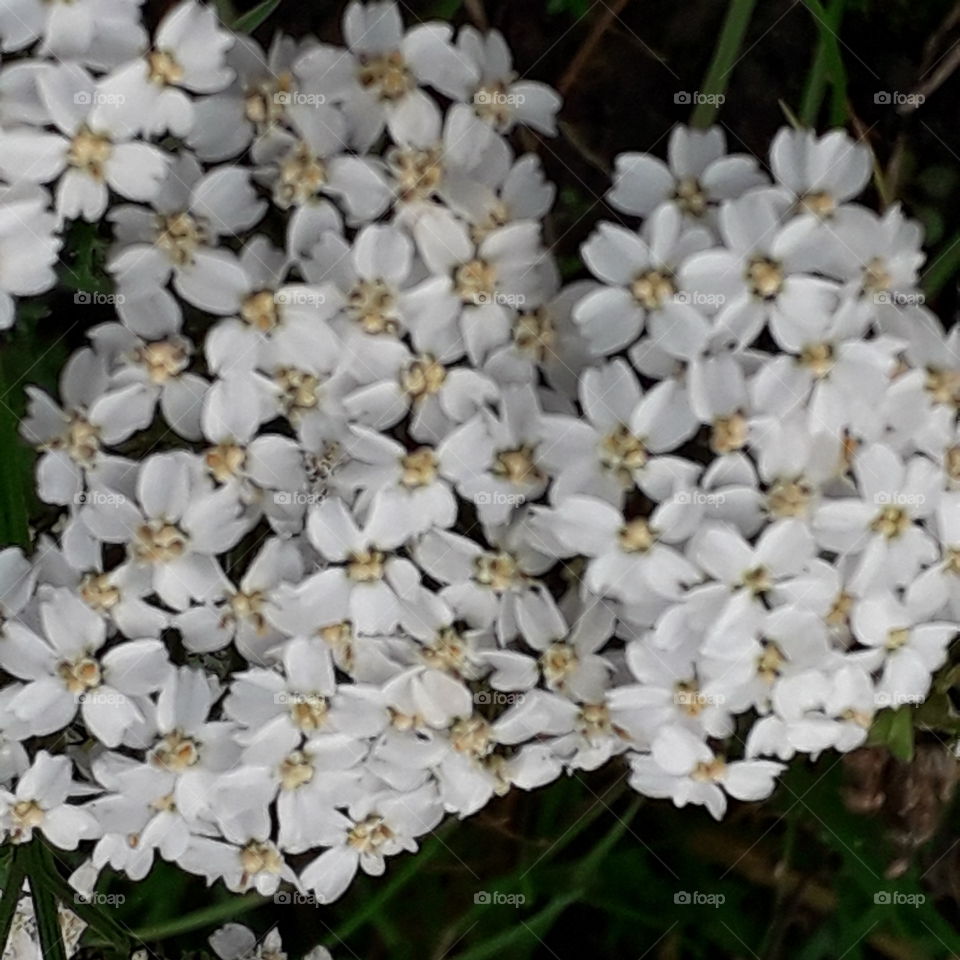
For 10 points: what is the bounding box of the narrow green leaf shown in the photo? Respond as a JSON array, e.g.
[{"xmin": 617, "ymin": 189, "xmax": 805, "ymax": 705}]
[
  {"xmin": 799, "ymin": 0, "xmax": 846, "ymax": 126},
  {"xmin": 448, "ymin": 888, "xmax": 583, "ymax": 960},
  {"xmin": 131, "ymin": 889, "xmax": 266, "ymax": 941},
  {"xmin": 232, "ymin": 0, "xmax": 281, "ymax": 33},
  {"xmin": 0, "ymin": 344, "xmax": 30, "ymax": 549},
  {"xmin": 22, "ymin": 846, "xmax": 67, "ymax": 960},
  {"xmin": 29, "ymin": 844, "xmax": 131, "ymax": 952},
  {"xmin": 887, "ymin": 708, "xmax": 915, "ymax": 763},
  {"xmin": 0, "ymin": 850, "xmax": 27, "ymax": 959},
  {"xmin": 800, "ymin": 0, "xmax": 848, "ymax": 127},
  {"xmin": 690, "ymin": 0, "xmax": 758, "ymax": 128}
]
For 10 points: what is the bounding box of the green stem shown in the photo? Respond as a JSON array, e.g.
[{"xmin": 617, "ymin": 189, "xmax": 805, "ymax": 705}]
[
  {"xmin": 0, "ymin": 346, "xmax": 29, "ymax": 549},
  {"xmin": 325, "ymin": 820, "xmax": 457, "ymax": 945},
  {"xmin": 690, "ymin": 0, "xmax": 758, "ymax": 128},
  {"xmin": 0, "ymin": 849, "xmax": 27, "ymax": 957},
  {"xmin": 799, "ymin": 0, "xmax": 846, "ymax": 126},
  {"xmin": 131, "ymin": 890, "xmax": 266, "ymax": 941},
  {"xmin": 22, "ymin": 846, "xmax": 67, "ymax": 960},
  {"xmin": 448, "ymin": 889, "xmax": 583, "ymax": 960}
]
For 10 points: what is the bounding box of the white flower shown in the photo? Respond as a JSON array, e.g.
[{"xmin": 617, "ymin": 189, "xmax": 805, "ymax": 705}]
[
  {"xmin": 0, "ymin": 752, "xmax": 99, "ymax": 847},
  {"xmin": 628, "ymin": 726, "xmax": 784, "ymax": 820}
]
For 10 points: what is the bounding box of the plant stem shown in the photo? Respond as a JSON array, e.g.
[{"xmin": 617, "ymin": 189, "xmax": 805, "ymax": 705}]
[{"xmin": 691, "ymin": 0, "xmax": 758, "ymax": 128}]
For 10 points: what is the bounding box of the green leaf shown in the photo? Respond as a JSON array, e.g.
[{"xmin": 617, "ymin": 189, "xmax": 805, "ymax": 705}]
[
  {"xmin": 232, "ymin": 0, "xmax": 281, "ymax": 33},
  {"xmin": 690, "ymin": 0, "xmax": 758, "ymax": 128},
  {"xmin": 22, "ymin": 846, "xmax": 67, "ymax": 960},
  {"xmin": 883, "ymin": 708, "xmax": 915, "ymax": 762},
  {"xmin": 0, "ymin": 343, "xmax": 30, "ymax": 549},
  {"xmin": 0, "ymin": 849, "xmax": 27, "ymax": 959},
  {"xmin": 799, "ymin": 0, "xmax": 847, "ymax": 126}
]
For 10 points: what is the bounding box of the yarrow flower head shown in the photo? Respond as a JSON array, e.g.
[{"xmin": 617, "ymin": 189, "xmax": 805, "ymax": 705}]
[{"xmin": 0, "ymin": 0, "xmax": 956, "ymax": 918}]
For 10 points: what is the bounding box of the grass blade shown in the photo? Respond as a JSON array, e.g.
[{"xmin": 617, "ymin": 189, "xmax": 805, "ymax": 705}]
[
  {"xmin": 691, "ymin": 0, "xmax": 758, "ymax": 128},
  {"xmin": 232, "ymin": 0, "xmax": 281, "ymax": 33}
]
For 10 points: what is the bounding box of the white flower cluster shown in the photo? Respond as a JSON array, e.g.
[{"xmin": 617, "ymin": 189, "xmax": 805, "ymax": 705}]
[{"xmin": 0, "ymin": 0, "xmax": 957, "ymax": 914}]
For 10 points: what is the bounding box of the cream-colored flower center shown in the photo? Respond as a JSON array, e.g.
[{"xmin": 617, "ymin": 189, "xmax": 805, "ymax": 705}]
[
  {"xmin": 421, "ymin": 627, "xmax": 468, "ymax": 673},
  {"xmin": 80, "ymin": 572, "xmax": 120, "ymax": 611},
  {"xmin": 862, "ymin": 257, "xmax": 891, "ymax": 294},
  {"xmin": 692, "ymin": 757, "xmax": 727, "ymax": 782},
  {"xmin": 57, "ymin": 656, "xmax": 101, "ymax": 694},
  {"xmin": 401, "ymin": 355, "xmax": 446, "ymax": 399},
  {"xmin": 241, "ymin": 290, "xmax": 279, "ymax": 333},
  {"xmin": 630, "ymin": 270, "xmax": 675, "ymax": 310},
  {"xmin": 450, "ymin": 715, "xmax": 493, "ymax": 759},
  {"xmin": 244, "ymin": 73, "xmax": 294, "ymax": 127},
  {"xmin": 205, "ymin": 443, "xmax": 247, "ymax": 484},
  {"xmin": 275, "ymin": 367, "xmax": 320, "ymax": 417},
  {"xmin": 767, "ymin": 478, "xmax": 812, "ymax": 518},
  {"xmin": 134, "ymin": 521, "xmax": 188, "ymax": 564},
  {"xmin": 357, "ymin": 51, "xmax": 413, "ymax": 101},
  {"xmin": 135, "ymin": 339, "xmax": 189, "ymax": 385},
  {"xmin": 11, "ymin": 800, "xmax": 44, "ymax": 834},
  {"xmin": 240, "ymin": 841, "xmax": 282, "ymax": 877},
  {"xmin": 347, "ymin": 550, "xmax": 385, "ymax": 582},
  {"xmin": 886, "ymin": 627, "xmax": 910, "ymax": 651},
  {"xmin": 925, "ymin": 368, "xmax": 960, "ymax": 409},
  {"xmin": 277, "ymin": 142, "xmax": 327, "ymax": 207},
  {"xmin": 67, "ymin": 127, "xmax": 113, "ymax": 179},
  {"xmin": 320, "ymin": 621, "xmax": 354, "ymax": 671},
  {"xmin": 746, "ymin": 257, "xmax": 784, "ymax": 300},
  {"xmin": 513, "ymin": 307, "xmax": 554, "ymax": 358},
  {"xmin": 279, "ymin": 750, "xmax": 315, "ymax": 791},
  {"xmin": 826, "ymin": 591, "xmax": 853, "ymax": 628},
  {"xmin": 741, "ymin": 565, "xmax": 771, "ymax": 595},
  {"xmin": 147, "ymin": 49, "xmax": 184, "ymax": 86},
  {"xmin": 600, "ymin": 425, "xmax": 647, "ymax": 485},
  {"xmin": 541, "ymin": 642, "xmax": 577, "ymax": 687},
  {"xmin": 289, "ymin": 694, "xmax": 329, "ymax": 732},
  {"xmin": 348, "ymin": 278, "xmax": 398, "ymax": 335},
  {"xmin": 400, "ymin": 448, "xmax": 437, "ymax": 487},
  {"xmin": 151, "ymin": 731, "xmax": 200, "ymax": 772},
  {"xmin": 389, "ymin": 145, "xmax": 443, "ymax": 204},
  {"xmin": 757, "ymin": 640, "xmax": 785, "ymax": 681},
  {"xmin": 475, "ymin": 552, "xmax": 521, "ymax": 592},
  {"xmin": 800, "ymin": 342, "xmax": 835, "ymax": 378},
  {"xmin": 347, "ymin": 815, "xmax": 394, "ymax": 852},
  {"xmin": 493, "ymin": 446, "xmax": 541, "ymax": 487},
  {"xmin": 618, "ymin": 517, "xmax": 654, "ymax": 553},
  {"xmin": 798, "ymin": 190, "xmax": 835, "ymax": 218},
  {"xmin": 711, "ymin": 412, "xmax": 748, "ymax": 454},
  {"xmin": 155, "ymin": 212, "xmax": 206, "ymax": 266},
  {"xmin": 49, "ymin": 414, "xmax": 100, "ymax": 466},
  {"xmin": 455, "ymin": 259, "xmax": 497, "ymax": 304},
  {"xmin": 674, "ymin": 178, "xmax": 707, "ymax": 217},
  {"xmin": 871, "ymin": 506, "xmax": 909, "ymax": 540}
]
